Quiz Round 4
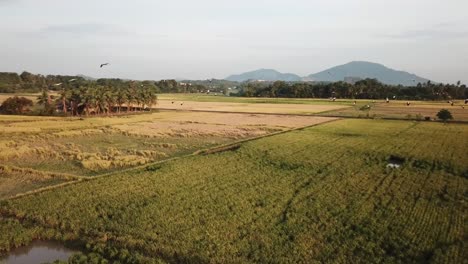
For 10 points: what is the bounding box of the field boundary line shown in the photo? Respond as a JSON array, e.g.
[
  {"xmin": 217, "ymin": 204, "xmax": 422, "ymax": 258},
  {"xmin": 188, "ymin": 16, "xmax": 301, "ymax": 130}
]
[
  {"xmin": 0, "ymin": 165, "xmax": 87, "ymax": 200},
  {"xmin": 4, "ymin": 117, "xmax": 341, "ymax": 201},
  {"xmin": 156, "ymin": 108, "xmax": 336, "ymax": 116},
  {"xmin": 0, "ymin": 165, "xmax": 85, "ymax": 180},
  {"xmin": 5, "ymin": 179, "xmax": 85, "ymax": 200}
]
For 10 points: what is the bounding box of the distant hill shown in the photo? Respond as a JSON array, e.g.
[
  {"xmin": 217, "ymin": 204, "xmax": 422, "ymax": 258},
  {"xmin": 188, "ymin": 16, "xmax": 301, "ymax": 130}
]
[
  {"xmin": 225, "ymin": 69, "xmax": 302, "ymax": 82},
  {"xmin": 307, "ymin": 61, "xmax": 429, "ymax": 86}
]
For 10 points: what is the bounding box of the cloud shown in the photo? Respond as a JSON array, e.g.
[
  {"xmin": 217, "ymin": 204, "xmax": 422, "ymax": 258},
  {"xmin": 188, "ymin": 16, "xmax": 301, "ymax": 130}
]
[
  {"xmin": 0, "ymin": 0, "xmax": 18, "ymax": 5},
  {"xmin": 40, "ymin": 23, "xmax": 129, "ymax": 36},
  {"xmin": 379, "ymin": 22, "xmax": 468, "ymax": 40},
  {"xmin": 382, "ymin": 29, "xmax": 468, "ymax": 39}
]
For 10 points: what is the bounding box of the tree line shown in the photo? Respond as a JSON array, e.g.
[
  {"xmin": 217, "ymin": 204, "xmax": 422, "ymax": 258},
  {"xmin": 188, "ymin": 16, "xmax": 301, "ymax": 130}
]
[
  {"xmin": 0, "ymin": 79, "xmax": 159, "ymax": 116},
  {"xmin": 239, "ymin": 79, "xmax": 468, "ymax": 100},
  {"xmin": 41, "ymin": 80, "xmax": 159, "ymax": 116},
  {"xmin": 1, "ymin": 71, "xmax": 467, "ymax": 104},
  {"xmin": 0, "ymin": 71, "xmax": 224, "ymax": 94}
]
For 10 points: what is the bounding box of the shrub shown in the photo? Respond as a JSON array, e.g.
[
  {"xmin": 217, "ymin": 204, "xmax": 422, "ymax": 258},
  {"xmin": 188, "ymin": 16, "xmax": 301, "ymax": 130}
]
[
  {"xmin": 0, "ymin": 96, "xmax": 33, "ymax": 114},
  {"xmin": 436, "ymin": 109, "xmax": 453, "ymax": 122}
]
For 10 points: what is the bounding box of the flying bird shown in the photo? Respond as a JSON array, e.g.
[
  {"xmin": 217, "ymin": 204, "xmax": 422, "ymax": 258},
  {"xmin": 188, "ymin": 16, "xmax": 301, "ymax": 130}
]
[
  {"xmin": 53, "ymin": 83, "xmax": 62, "ymax": 86},
  {"xmin": 100, "ymin": 63, "xmax": 109, "ymax": 68},
  {"xmin": 69, "ymin": 79, "xmax": 76, "ymax": 82}
]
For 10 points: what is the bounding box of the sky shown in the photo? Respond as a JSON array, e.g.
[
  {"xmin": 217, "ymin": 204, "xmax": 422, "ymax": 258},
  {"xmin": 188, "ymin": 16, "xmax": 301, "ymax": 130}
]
[{"xmin": 0, "ymin": 0, "xmax": 467, "ymax": 83}]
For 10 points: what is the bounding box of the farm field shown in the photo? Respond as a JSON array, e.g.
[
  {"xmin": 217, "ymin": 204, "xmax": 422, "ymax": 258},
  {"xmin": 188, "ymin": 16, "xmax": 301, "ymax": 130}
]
[
  {"xmin": 159, "ymin": 94, "xmax": 467, "ymax": 106},
  {"xmin": 158, "ymin": 93, "xmax": 358, "ymax": 105},
  {"xmin": 0, "ymin": 119, "xmax": 466, "ymax": 263},
  {"xmin": 0, "ymin": 111, "xmax": 333, "ymax": 198},
  {"xmin": 320, "ymin": 101, "xmax": 468, "ymax": 121},
  {"xmin": 2, "ymin": 92, "xmax": 466, "ymax": 120},
  {"xmin": 157, "ymin": 99, "xmax": 348, "ymax": 114},
  {"xmin": 159, "ymin": 94, "xmax": 468, "ymax": 120}
]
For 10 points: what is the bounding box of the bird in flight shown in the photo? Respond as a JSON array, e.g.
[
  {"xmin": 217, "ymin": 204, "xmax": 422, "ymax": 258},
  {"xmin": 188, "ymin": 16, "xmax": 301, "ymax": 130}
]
[{"xmin": 100, "ymin": 63, "xmax": 109, "ymax": 68}]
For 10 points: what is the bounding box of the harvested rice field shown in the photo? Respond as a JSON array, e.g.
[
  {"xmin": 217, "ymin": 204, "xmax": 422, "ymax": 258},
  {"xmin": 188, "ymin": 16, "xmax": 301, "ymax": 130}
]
[
  {"xmin": 0, "ymin": 112, "xmax": 335, "ymax": 177},
  {"xmin": 157, "ymin": 100, "xmax": 348, "ymax": 114}
]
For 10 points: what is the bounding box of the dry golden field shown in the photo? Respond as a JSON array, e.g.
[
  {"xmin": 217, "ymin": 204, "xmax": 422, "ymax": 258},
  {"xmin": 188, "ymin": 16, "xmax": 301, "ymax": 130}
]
[{"xmin": 157, "ymin": 100, "xmax": 348, "ymax": 114}]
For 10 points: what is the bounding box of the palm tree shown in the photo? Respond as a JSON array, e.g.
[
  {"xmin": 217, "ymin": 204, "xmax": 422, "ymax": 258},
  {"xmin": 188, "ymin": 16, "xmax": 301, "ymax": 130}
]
[
  {"xmin": 37, "ymin": 88, "xmax": 50, "ymax": 107},
  {"xmin": 93, "ymin": 86, "xmax": 105, "ymax": 115},
  {"xmin": 103, "ymin": 88, "xmax": 116, "ymax": 115},
  {"xmin": 115, "ymin": 88, "xmax": 127, "ymax": 113},
  {"xmin": 57, "ymin": 88, "xmax": 70, "ymax": 114},
  {"xmin": 126, "ymin": 86, "xmax": 136, "ymax": 112}
]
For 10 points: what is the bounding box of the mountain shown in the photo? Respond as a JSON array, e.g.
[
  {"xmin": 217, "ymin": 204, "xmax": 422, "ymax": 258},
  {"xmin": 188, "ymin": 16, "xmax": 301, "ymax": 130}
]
[
  {"xmin": 225, "ymin": 69, "xmax": 302, "ymax": 82},
  {"xmin": 307, "ymin": 61, "xmax": 429, "ymax": 86}
]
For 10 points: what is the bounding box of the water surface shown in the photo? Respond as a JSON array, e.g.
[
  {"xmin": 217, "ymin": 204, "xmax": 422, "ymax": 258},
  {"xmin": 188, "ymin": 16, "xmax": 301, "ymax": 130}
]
[{"xmin": 1, "ymin": 240, "xmax": 78, "ymax": 264}]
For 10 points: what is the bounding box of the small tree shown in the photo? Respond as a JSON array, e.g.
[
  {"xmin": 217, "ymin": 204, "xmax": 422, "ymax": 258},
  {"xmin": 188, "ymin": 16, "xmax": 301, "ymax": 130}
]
[
  {"xmin": 0, "ymin": 96, "xmax": 33, "ymax": 114},
  {"xmin": 436, "ymin": 109, "xmax": 453, "ymax": 122}
]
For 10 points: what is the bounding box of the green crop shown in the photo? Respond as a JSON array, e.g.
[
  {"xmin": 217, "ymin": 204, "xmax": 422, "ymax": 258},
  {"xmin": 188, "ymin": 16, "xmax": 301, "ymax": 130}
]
[{"xmin": 0, "ymin": 119, "xmax": 466, "ymax": 263}]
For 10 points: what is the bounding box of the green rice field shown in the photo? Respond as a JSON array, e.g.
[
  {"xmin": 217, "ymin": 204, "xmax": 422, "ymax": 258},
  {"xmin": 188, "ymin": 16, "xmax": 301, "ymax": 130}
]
[{"xmin": 1, "ymin": 119, "xmax": 466, "ymax": 263}]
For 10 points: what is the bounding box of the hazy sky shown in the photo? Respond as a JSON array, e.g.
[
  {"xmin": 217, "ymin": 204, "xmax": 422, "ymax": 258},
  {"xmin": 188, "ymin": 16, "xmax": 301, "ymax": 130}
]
[{"xmin": 1, "ymin": 0, "xmax": 467, "ymax": 83}]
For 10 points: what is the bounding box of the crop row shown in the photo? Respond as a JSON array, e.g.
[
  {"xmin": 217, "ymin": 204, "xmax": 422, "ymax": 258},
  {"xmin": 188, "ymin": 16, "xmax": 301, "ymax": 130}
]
[{"xmin": 0, "ymin": 119, "xmax": 466, "ymax": 263}]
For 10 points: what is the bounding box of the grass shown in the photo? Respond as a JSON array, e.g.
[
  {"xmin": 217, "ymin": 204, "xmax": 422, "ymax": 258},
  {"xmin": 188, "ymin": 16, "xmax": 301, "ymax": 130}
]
[{"xmin": 0, "ymin": 119, "xmax": 466, "ymax": 263}]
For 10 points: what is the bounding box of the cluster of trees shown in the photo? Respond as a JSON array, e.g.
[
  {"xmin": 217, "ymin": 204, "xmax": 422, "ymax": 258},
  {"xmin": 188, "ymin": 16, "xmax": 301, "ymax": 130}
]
[
  {"xmin": 0, "ymin": 71, "xmax": 239, "ymax": 95},
  {"xmin": 37, "ymin": 81, "xmax": 159, "ymax": 116},
  {"xmin": 0, "ymin": 71, "xmax": 83, "ymax": 93},
  {"xmin": 0, "ymin": 78, "xmax": 160, "ymax": 116},
  {"xmin": 239, "ymin": 79, "xmax": 468, "ymax": 100}
]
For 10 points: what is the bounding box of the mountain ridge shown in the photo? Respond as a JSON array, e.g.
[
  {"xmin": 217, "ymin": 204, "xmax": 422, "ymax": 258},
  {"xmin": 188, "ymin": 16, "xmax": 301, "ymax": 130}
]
[
  {"xmin": 225, "ymin": 68, "xmax": 302, "ymax": 82},
  {"xmin": 307, "ymin": 61, "xmax": 429, "ymax": 86},
  {"xmin": 225, "ymin": 61, "xmax": 431, "ymax": 86}
]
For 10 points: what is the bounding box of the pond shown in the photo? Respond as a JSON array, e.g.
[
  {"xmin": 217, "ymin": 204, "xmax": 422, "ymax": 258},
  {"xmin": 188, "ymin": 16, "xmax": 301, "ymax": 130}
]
[{"xmin": 1, "ymin": 240, "xmax": 79, "ymax": 264}]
